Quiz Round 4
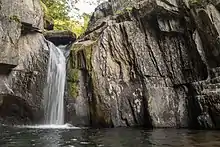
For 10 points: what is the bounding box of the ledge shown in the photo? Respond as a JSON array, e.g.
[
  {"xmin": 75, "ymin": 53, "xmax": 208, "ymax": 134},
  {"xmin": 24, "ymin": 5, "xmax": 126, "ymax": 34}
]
[
  {"xmin": 43, "ymin": 30, "xmax": 76, "ymax": 46},
  {"xmin": 21, "ymin": 22, "xmax": 42, "ymax": 34}
]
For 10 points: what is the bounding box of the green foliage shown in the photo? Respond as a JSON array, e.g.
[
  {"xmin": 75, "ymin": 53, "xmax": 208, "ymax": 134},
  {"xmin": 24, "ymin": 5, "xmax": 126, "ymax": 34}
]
[
  {"xmin": 40, "ymin": 0, "xmax": 91, "ymax": 36},
  {"xmin": 54, "ymin": 13, "xmax": 90, "ymax": 37},
  {"xmin": 40, "ymin": 0, "xmax": 48, "ymax": 14},
  {"xmin": 41, "ymin": 0, "xmax": 70, "ymax": 20}
]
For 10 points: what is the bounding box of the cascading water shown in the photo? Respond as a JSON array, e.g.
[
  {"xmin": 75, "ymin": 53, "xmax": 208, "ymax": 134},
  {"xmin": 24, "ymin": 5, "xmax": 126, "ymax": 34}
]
[
  {"xmin": 15, "ymin": 43, "xmax": 79, "ymax": 129},
  {"xmin": 43, "ymin": 44, "xmax": 66, "ymax": 125}
]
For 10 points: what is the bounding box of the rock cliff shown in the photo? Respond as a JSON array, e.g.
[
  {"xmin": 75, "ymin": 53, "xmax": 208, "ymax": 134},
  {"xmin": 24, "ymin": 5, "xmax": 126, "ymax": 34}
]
[
  {"xmin": 0, "ymin": 0, "xmax": 49, "ymax": 125},
  {"xmin": 67, "ymin": 0, "xmax": 220, "ymax": 129},
  {"xmin": 1, "ymin": 0, "xmax": 220, "ymax": 129}
]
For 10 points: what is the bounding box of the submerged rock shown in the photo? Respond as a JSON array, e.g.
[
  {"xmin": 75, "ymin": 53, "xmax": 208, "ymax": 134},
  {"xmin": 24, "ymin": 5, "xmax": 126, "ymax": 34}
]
[{"xmin": 67, "ymin": 0, "xmax": 220, "ymax": 128}]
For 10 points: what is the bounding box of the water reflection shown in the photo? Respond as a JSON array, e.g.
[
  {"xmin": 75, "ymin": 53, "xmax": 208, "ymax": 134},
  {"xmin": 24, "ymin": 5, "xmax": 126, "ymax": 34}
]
[{"xmin": 1, "ymin": 126, "xmax": 220, "ymax": 146}]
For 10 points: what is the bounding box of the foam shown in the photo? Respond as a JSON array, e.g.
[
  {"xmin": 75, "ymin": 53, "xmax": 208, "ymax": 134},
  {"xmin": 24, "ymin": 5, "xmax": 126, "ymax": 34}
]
[{"xmin": 15, "ymin": 123, "xmax": 82, "ymax": 130}]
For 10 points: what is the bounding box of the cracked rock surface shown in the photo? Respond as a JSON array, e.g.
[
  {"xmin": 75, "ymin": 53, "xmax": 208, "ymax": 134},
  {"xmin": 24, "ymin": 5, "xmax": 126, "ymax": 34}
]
[
  {"xmin": 66, "ymin": 0, "xmax": 220, "ymax": 129},
  {"xmin": 0, "ymin": 0, "xmax": 49, "ymax": 125}
]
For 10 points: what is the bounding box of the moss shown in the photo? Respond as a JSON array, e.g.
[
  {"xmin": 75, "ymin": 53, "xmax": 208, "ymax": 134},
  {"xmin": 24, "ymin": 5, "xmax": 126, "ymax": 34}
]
[
  {"xmin": 116, "ymin": 10, "xmax": 123, "ymax": 15},
  {"xmin": 116, "ymin": 7, "xmax": 133, "ymax": 15},
  {"xmin": 67, "ymin": 53, "xmax": 80, "ymax": 99},
  {"xmin": 73, "ymin": 40, "xmax": 98, "ymax": 71},
  {"xmin": 189, "ymin": 0, "xmax": 203, "ymax": 7},
  {"xmin": 125, "ymin": 7, "xmax": 133, "ymax": 12},
  {"xmin": 84, "ymin": 45, "xmax": 93, "ymax": 71},
  {"xmin": 72, "ymin": 44, "xmax": 82, "ymax": 52},
  {"xmin": 70, "ymin": 82, "xmax": 79, "ymax": 98},
  {"xmin": 68, "ymin": 69, "xmax": 79, "ymax": 81},
  {"xmin": 68, "ymin": 68, "xmax": 80, "ymax": 98},
  {"xmin": 68, "ymin": 40, "xmax": 98, "ymax": 98},
  {"xmin": 9, "ymin": 15, "xmax": 20, "ymax": 23},
  {"xmin": 189, "ymin": 0, "xmax": 201, "ymax": 4}
]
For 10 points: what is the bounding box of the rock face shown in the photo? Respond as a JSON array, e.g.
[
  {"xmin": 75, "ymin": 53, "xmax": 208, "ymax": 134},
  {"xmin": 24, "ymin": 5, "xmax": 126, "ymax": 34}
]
[
  {"xmin": 0, "ymin": 0, "xmax": 49, "ymax": 125},
  {"xmin": 67, "ymin": 0, "xmax": 220, "ymax": 128}
]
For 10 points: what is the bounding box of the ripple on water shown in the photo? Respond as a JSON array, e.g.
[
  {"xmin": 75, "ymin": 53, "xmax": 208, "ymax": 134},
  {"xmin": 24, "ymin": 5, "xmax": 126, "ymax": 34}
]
[
  {"xmin": 71, "ymin": 138, "xmax": 78, "ymax": 142},
  {"xmin": 1, "ymin": 127, "xmax": 220, "ymax": 147},
  {"xmin": 80, "ymin": 141, "xmax": 91, "ymax": 145}
]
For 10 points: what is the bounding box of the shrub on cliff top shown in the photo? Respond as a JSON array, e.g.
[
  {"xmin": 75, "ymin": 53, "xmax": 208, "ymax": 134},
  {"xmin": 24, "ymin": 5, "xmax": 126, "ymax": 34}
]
[{"xmin": 40, "ymin": 0, "xmax": 90, "ymax": 37}]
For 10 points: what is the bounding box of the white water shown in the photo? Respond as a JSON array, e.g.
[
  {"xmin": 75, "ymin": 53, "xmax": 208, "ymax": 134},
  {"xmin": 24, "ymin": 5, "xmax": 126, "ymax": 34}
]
[
  {"xmin": 15, "ymin": 124, "xmax": 82, "ymax": 130},
  {"xmin": 43, "ymin": 45, "xmax": 66, "ymax": 125}
]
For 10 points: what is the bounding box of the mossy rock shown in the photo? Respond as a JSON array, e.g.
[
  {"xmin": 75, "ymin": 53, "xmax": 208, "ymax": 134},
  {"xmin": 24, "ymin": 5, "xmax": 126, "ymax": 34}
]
[
  {"xmin": 68, "ymin": 68, "xmax": 79, "ymax": 82},
  {"xmin": 189, "ymin": 0, "xmax": 207, "ymax": 8},
  {"xmin": 68, "ymin": 40, "xmax": 98, "ymax": 98},
  {"xmin": 69, "ymin": 82, "xmax": 79, "ymax": 98},
  {"xmin": 67, "ymin": 68, "xmax": 80, "ymax": 98},
  {"xmin": 116, "ymin": 6, "xmax": 133, "ymax": 15},
  {"xmin": 72, "ymin": 40, "xmax": 97, "ymax": 70}
]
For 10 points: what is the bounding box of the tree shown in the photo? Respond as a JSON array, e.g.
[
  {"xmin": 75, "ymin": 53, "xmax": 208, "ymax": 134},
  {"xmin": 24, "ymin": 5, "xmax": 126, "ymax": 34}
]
[
  {"xmin": 41, "ymin": 0, "xmax": 70, "ymax": 20},
  {"xmin": 41, "ymin": 0, "xmax": 92, "ymax": 36}
]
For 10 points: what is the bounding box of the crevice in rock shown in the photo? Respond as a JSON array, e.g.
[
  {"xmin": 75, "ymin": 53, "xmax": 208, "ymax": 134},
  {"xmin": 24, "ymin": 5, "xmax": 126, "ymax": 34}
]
[{"xmin": 0, "ymin": 64, "xmax": 14, "ymax": 74}]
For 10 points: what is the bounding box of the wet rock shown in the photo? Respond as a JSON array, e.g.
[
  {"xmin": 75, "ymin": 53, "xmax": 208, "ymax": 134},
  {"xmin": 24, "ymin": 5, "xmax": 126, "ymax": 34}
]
[{"xmin": 197, "ymin": 112, "xmax": 213, "ymax": 129}]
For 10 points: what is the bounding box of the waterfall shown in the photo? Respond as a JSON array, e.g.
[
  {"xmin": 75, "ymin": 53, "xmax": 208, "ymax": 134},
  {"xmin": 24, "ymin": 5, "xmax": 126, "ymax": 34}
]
[{"xmin": 43, "ymin": 44, "xmax": 66, "ymax": 125}]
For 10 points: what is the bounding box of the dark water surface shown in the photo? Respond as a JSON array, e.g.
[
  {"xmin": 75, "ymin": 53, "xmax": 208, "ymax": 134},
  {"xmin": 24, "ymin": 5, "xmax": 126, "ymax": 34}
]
[{"xmin": 0, "ymin": 126, "xmax": 220, "ymax": 147}]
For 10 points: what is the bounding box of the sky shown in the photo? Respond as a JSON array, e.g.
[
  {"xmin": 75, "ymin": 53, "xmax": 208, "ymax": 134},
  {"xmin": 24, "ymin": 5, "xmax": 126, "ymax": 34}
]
[
  {"xmin": 69, "ymin": 0, "xmax": 106, "ymax": 20},
  {"xmin": 75, "ymin": 0, "xmax": 97, "ymax": 14}
]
